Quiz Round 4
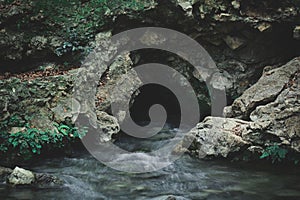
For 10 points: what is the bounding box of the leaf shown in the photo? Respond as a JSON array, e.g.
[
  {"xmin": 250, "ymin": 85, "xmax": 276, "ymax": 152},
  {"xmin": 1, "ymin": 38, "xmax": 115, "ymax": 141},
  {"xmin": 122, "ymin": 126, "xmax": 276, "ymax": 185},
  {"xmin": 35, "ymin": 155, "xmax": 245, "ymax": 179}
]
[
  {"xmin": 58, "ymin": 125, "xmax": 70, "ymax": 136},
  {"xmin": 12, "ymin": 141, "xmax": 19, "ymax": 148},
  {"xmin": 260, "ymin": 151, "xmax": 269, "ymax": 159}
]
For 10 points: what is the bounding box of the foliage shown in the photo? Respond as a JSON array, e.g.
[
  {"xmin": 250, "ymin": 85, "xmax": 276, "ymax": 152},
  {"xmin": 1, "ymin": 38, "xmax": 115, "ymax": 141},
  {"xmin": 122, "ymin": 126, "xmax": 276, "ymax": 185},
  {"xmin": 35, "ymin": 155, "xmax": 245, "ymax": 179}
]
[
  {"xmin": 260, "ymin": 144, "xmax": 288, "ymax": 163},
  {"xmin": 0, "ymin": 115, "xmax": 87, "ymax": 160},
  {"xmin": 9, "ymin": 0, "xmax": 150, "ymax": 56}
]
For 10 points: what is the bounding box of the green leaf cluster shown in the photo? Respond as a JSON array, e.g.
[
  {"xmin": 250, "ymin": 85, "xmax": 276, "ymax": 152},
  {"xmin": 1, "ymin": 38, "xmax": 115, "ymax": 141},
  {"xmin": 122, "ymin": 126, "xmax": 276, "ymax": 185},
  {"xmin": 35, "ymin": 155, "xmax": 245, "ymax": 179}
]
[
  {"xmin": 260, "ymin": 144, "xmax": 288, "ymax": 163},
  {"xmin": 0, "ymin": 116, "xmax": 88, "ymax": 160}
]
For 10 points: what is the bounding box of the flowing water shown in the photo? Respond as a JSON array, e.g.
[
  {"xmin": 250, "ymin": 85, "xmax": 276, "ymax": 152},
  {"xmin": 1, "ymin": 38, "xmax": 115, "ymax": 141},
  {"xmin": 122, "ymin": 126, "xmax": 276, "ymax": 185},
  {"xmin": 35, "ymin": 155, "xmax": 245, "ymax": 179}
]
[{"xmin": 1, "ymin": 125, "xmax": 300, "ymax": 200}]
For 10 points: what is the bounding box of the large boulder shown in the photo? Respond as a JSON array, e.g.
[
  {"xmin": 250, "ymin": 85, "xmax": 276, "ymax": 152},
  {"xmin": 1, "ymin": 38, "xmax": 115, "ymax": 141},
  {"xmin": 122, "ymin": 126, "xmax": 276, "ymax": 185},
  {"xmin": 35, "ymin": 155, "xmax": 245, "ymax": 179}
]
[
  {"xmin": 224, "ymin": 57, "xmax": 300, "ymax": 119},
  {"xmin": 188, "ymin": 57, "xmax": 300, "ymax": 159},
  {"xmin": 188, "ymin": 117, "xmax": 250, "ymax": 158}
]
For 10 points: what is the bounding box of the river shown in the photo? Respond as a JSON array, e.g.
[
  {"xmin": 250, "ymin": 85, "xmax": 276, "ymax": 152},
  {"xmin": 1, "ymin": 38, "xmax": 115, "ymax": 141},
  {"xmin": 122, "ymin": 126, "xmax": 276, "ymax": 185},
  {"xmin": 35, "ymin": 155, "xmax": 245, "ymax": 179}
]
[{"xmin": 1, "ymin": 125, "xmax": 300, "ymax": 200}]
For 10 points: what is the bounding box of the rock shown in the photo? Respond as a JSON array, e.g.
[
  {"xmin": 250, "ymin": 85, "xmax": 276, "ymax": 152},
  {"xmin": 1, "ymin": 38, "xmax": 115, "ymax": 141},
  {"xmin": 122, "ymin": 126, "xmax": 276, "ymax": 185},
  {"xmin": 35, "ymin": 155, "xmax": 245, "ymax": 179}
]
[
  {"xmin": 139, "ymin": 30, "xmax": 167, "ymax": 46},
  {"xmin": 248, "ymin": 67, "xmax": 300, "ymax": 152},
  {"xmin": 256, "ymin": 22, "xmax": 272, "ymax": 32},
  {"xmin": 9, "ymin": 127, "xmax": 26, "ymax": 134},
  {"xmin": 231, "ymin": 0, "xmax": 240, "ymax": 9},
  {"xmin": 2, "ymin": 166, "xmax": 62, "ymax": 187},
  {"xmin": 7, "ymin": 166, "xmax": 35, "ymax": 185},
  {"xmin": 209, "ymin": 71, "xmax": 233, "ymax": 91},
  {"xmin": 173, "ymin": 0, "xmax": 195, "ymax": 17},
  {"xmin": 35, "ymin": 173, "xmax": 63, "ymax": 186},
  {"xmin": 247, "ymin": 146, "xmax": 264, "ymax": 154},
  {"xmin": 189, "ymin": 57, "xmax": 300, "ymax": 159},
  {"xmin": 223, "ymin": 35, "xmax": 245, "ymax": 50},
  {"xmin": 293, "ymin": 26, "xmax": 300, "ymax": 40},
  {"xmin": 0, "ymin": 31, "xmax": 135, "ymax": 144},
  {"xmin": 146, "ymin": 195, "xmax": 189, "ymax": 200},
  {"xmin": 49, "ymin": 36, "xmax": 63, "ymax": 48},
  {"xmin": 96, "ymin": 111, "xmax": 120, "ymax": 143},
  {"xmin": 95, "ymin": 52, "xmax": 142, "ymax": 112},
  {"xmin": 30, "ymin": 36, "xmax": 47, "ymax": 50},
  {"xmin": 189, "ymin": 117, "xmax": 249, "ymax": 158},
  {"xmin": 224, "ymin": 57, "xmax": 300, "ymax": 119},
  {"xmin": 0, "ymin": 74, "xmax": 74, "ymax": 132},
  {"xmin": 0, "ymin": 166, "xmax": 12, "ymax": 182}
]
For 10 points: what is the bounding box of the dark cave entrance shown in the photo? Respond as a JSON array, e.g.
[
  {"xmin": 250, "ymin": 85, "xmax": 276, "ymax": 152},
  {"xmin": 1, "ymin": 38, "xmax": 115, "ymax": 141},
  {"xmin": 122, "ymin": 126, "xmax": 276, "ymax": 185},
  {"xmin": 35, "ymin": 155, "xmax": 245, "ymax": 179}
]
[
  {"xmin": 129, "ymin": 83, "xmax": 182, "ymax": 128},
  {"xmin": 124, "ymin": 49, "xmax": 210, "ymax": 130}
]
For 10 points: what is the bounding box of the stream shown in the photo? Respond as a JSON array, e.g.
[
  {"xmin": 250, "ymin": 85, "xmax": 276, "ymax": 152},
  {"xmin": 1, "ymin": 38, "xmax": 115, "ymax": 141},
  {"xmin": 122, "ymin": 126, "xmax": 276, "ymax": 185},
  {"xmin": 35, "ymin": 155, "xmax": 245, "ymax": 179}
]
[{"xmin": 1, "ymin": 125, "xmax": 300, "ymax": 200}]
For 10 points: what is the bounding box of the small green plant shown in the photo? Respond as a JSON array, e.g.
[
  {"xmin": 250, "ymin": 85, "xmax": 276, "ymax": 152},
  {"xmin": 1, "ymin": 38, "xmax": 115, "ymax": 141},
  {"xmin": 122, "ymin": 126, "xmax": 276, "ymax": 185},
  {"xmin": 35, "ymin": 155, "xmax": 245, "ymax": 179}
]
[
  {"xmin": 0, "ymin": 116, "xmax": 88, "ymax": 160},
  {"xmin": 260, "ymin": 144, "xmax": 288, "ymax": 163}
]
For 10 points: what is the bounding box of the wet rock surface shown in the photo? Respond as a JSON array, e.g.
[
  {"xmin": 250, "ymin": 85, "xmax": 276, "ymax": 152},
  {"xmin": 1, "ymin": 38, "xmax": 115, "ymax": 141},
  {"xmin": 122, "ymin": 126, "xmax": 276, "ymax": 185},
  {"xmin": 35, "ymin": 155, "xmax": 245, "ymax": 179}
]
[{"xmin": 0, "ymin": 166, "xmax": 12, "ymax": 182}]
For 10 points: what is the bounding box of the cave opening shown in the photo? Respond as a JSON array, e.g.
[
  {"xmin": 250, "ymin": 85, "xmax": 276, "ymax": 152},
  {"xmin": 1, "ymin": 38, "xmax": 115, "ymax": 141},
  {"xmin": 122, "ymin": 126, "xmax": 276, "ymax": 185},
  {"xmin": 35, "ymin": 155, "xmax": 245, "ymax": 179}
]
[{"xmin": 129, "ymin": 83, "xmax": 182, "ymax": 128}]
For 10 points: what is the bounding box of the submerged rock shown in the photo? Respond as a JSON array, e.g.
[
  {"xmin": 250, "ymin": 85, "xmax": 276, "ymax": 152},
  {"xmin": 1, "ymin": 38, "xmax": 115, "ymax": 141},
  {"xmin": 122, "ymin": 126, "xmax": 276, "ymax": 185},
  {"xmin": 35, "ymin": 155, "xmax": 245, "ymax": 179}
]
[
  {"xmin": 35, "ymin": 173, "xmax": 63, "ymax": 186},
  {"xmin": 147, "ymin": 195, "xmax": 190, "ymax": 200}
]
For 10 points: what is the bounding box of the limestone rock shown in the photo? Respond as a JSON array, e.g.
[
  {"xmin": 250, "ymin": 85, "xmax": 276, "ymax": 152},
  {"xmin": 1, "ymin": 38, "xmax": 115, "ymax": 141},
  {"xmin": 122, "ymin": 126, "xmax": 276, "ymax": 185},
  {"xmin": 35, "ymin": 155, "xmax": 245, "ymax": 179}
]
[
  {"xmin": 189, "ymin": 117, "xmax": 249, "ymax": 158},
  {"xmin": 2, "ymin": 166, "xmax": 63, "ymax": 186},
  {"xmin": 248, "ymin": 67, "xmax": 300, "ymax": 152},
  {"xmin": 173, "ymin": 0, "xmax": 196, "ymax": 17},
  {"xmin": 189, "ymin": 57, "xmax": 300, "ymax": 159},
  {"xmin": 7, "ymin": 166, "xmax": 35, "ymax": 185},
  {"xmin": 224, "ymin": 57, "xmax": 300, "ymax": 119},
  {"xmin": 96, "ymin": 111, "xmax": 120, "ymax": 143},
  {"xmin": 95, "ymin": 52, "xmax": 142, "ymax": 112}
]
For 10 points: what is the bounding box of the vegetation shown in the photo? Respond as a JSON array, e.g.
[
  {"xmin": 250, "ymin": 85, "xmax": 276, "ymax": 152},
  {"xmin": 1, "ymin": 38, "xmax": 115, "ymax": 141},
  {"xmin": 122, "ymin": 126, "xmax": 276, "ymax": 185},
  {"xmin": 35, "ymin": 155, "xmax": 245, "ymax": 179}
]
[
  {"xmin": 259, "ymin": 144, "xmax": 299, "ymax": 164},
  {"xmin": 0, "ymin": 114, "xmax": 87, "ymax": 161},
  {"xmin": 260, "ymin": 144, "xmax": 288, "ymax": 163},
  {"xmin": 4, "ymin": 0, "xmax": 151, "ymax": 57}
]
